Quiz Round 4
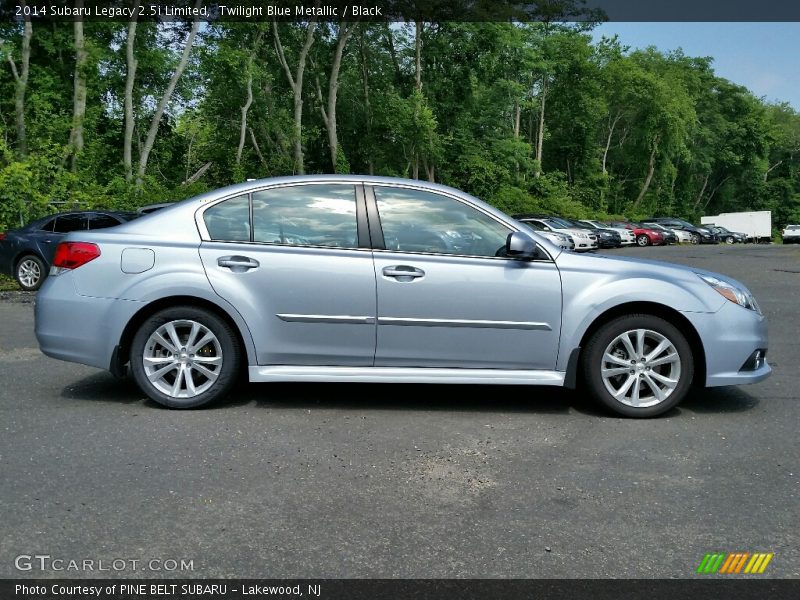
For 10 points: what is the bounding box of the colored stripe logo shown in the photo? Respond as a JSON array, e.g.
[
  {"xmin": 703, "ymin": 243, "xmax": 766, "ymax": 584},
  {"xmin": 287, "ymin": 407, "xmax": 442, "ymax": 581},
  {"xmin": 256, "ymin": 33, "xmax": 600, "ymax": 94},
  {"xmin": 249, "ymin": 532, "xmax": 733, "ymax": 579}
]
[{"xmin": 697, "ymin": 552, "xmax": 773, "ymax": 574}]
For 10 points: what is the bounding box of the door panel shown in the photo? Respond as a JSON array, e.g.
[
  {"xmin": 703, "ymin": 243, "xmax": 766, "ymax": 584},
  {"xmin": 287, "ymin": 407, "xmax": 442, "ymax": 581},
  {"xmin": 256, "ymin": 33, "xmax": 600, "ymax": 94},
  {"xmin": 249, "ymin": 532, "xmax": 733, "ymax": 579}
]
[
  {"xmin": 200, "ymin": 243, "xmax": 377, "ymax": 366},
  {"xmin": 198, "ymin": 183, "xmax": 377, "ymax": 367},
  {"xmin": 372, "ymin": 252, "xmax": 562, "ymax": 369}
]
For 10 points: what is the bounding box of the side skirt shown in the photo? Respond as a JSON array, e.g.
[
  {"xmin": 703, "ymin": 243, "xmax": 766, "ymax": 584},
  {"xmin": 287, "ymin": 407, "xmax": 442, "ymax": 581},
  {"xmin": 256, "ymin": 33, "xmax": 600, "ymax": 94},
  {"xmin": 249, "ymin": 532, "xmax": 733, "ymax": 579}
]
[{"xmin": 248, "ymin": 366, "xmax": 566, "ymax": 386}]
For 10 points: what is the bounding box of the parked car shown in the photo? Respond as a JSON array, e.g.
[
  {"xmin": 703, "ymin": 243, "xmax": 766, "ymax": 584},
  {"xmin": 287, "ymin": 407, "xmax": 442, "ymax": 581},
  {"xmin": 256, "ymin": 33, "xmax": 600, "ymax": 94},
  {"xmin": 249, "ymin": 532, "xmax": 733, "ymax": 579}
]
[
  {"xmin": 554, "ymin": 217, "xmax": 622, "ymax": 249},
  {"xmin": 34, "ymin": 176, "xmax": 770, "ymax": 418},
  {"xmin": 514, "ymin": 215, "xmax": 599, "ymax": 252},
  {"xmin": 518, "ymin": 220, "xmax": 574, "ymax": 250},
  {"xmin": 647, "ymin": 217, "xmax": 717, "ymax": 245},
  {"xmin": 578, "ymin": 219, "xmax": 636, "ymax": 246},
  {"xmin": 708, "ymin": 226, "xmax": 747, "ymax": 244},
  {"xmin": 0, "ymin": 211, "xmax": 138, "ymax": 291},
  {"xmin": 607, "ymin": 221, "xmax": 665, "ymax": 247},
  {"xmin": 640, "ymin": 222, "xmax": 678, "ymax": 245},
  {"xmin": 783, "ymin": 225, "xmax": 800, "ymax": 244}
]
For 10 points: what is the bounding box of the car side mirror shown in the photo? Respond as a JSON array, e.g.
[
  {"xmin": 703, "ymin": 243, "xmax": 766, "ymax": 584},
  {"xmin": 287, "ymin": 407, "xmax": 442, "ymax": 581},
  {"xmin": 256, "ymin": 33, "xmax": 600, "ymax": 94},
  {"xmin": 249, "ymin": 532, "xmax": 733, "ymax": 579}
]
[{"xmin": 506, "ymin": 231, "xmax": 539, "ymax": 259}]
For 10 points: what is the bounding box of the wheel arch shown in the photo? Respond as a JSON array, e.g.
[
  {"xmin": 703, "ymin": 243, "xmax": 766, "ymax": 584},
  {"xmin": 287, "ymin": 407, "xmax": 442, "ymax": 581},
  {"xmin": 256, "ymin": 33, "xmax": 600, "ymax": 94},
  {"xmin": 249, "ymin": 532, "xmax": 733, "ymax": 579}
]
[
  {"xmin": 566, "ymin": 301, "xmax": 707, "ymax": 389},
  {"xmin": 112, "ymin": 295, "xmax": 254, "ymax": 378}
]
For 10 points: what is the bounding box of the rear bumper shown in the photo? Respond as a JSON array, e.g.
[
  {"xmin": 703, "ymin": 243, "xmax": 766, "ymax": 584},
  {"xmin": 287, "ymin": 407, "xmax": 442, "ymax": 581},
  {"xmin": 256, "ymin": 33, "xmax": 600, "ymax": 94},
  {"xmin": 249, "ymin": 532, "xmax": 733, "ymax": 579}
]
[{"xmin": 34, "ymin": 273, "xmax": 137, "ymax": 371}]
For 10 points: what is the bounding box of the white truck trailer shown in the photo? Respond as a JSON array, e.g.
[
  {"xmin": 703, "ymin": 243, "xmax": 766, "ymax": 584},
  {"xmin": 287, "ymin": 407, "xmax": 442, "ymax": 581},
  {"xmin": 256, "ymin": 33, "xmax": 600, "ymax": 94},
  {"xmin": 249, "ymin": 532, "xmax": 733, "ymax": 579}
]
[{"xmin": 701, "ymin": 210, "xmax": 772, "ymax": 243}]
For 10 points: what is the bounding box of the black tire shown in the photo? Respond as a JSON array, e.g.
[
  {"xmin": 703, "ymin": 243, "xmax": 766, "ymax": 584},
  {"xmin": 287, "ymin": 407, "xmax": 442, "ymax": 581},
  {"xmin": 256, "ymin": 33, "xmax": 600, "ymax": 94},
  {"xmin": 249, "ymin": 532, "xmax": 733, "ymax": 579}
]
[
  {"xmin": 129, "ymin": 306, "xmax": 241, "ymax": 408},
  {"xmin": 15, "ymin": 254, "xmax": 46, "ymax": 291},
  {"xmin": 690, "ymin": 234, "xmax": 700, "ymax": 245},
  {"xmin": 636, "ymin": 234, "xmax": 650, "ymax": 247},
  {"xmin": 581, "ymin": 314, "xmax": 694, "ymax": 418}
]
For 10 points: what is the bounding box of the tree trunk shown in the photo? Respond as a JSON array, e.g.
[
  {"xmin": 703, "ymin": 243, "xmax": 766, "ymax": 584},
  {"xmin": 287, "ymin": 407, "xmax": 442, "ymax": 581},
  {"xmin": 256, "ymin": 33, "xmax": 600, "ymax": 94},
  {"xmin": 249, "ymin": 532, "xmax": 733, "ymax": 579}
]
[
  {"xmin": 249, "ymin": 128, "xmax": 268, "ymax": 168},
  {"xmin": 693, "ymin": 172, "xmax": 709, "ymax": 208},
  {"xmin": 414, "ymin": 21, "xmax": 422, "ymax": 92},
  {"xmin": 69, "ymin": 0, "xmax": 88, "ymax": 171},
  {"xmin": 632, "ymin": 140, "xmax": 659, "ymax": 209},
  {"xmin": 8, "ymin": 1, "xmax": 32, "ymax": 157},
  {"xmin": 534, "ymin": 77, "xmax": 547, "ymax": 178},
  {"xmin": 325, "ymin": 23, "xmax": 354, "ymax": 172},
  {"xmin": 273, "ymin": 12, "xmax": 319, "ymax": 175},
  {"xmin": 602, "ymin": 110, "xmax": 622, "ymax": 175},
  {"xmin": 123, "ymin": 1, "xmax": 139, "ymax": 182},
  {"xmin": 359, "ymin": 30, "xmax": 373, "ymax": 175},
  {"xmin": 764, "ymin": 160, "xmax": 783, "ymax": 181},
  {"xmin": 136, "ymin": 1, "xmax": 201, "ymax": 185},
  {"xmin": 236, "ymin": 32, "xmax": 263, "ymax": 168}
]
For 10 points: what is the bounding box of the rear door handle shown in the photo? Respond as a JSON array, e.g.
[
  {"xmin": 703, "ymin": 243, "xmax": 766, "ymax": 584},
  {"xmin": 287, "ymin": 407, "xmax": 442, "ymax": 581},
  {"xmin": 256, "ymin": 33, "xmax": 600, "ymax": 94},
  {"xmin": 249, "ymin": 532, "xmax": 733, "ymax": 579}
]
[
  {"xmin": 382, "ymin": 265, "xmax": 425, "ymax": 280},
  {"xmin": 218, "ymin": 256, "xmax": 260, "ymax": 272}
]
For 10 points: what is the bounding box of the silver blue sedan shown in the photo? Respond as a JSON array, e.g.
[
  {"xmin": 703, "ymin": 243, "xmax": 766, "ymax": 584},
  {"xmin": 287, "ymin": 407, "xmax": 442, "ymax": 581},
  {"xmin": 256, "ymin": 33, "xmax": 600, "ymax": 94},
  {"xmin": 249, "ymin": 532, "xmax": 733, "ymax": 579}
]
[{"xmin": 34, "ymin": 176, "xmax": 770, "ymax": 417}]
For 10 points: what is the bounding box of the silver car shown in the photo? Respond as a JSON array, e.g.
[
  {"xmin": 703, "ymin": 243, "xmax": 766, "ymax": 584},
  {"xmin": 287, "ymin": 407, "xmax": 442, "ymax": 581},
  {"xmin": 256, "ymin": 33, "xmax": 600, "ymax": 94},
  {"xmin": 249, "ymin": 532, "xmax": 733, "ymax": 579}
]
[{"xmin": 34, "ymin": 176, "xmax": 770, "ymax": 417}]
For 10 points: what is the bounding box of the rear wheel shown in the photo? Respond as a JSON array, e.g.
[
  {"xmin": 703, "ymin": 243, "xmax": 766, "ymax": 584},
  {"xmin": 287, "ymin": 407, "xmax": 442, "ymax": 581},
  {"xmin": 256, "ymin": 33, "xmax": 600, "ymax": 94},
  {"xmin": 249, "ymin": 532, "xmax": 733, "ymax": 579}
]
[
  {"xmin": 636, "ymin": 234, "xmax": 650, "ymax": 247},
  {"xmin": 15, "ymin": 254, "xmax": 45, "ymax": 291},
  {"xmin": 582, "ymin": 314, "xmax": 694, "ymax": 417},
  {"xmin": 130, "ymin": 306, "xmax": 241, "ymax": 408}
]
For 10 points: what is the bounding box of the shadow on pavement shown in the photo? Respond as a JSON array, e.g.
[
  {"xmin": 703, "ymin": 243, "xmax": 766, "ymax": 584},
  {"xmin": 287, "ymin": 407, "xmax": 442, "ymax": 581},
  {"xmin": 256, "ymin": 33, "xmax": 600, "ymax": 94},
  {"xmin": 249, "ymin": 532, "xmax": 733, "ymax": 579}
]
[{"xmin": 59, "ymin": 373, "xmax": 761, "ymax": 417}]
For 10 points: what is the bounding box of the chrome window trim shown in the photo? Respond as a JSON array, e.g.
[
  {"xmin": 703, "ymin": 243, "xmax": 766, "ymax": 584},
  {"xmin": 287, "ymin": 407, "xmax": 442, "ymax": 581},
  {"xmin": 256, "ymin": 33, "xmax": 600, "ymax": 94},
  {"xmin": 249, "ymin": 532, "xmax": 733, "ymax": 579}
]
[
  {"xmin": 195, "ymin": 181, "xmax": 363, "ymax": 251},
  {"xmin": 368, "ymin": 182, "xmax": 554, "ymax": 263},
  {"xmin": 194, "ymin": 179, "xmax": 554, "ymax": 262}
]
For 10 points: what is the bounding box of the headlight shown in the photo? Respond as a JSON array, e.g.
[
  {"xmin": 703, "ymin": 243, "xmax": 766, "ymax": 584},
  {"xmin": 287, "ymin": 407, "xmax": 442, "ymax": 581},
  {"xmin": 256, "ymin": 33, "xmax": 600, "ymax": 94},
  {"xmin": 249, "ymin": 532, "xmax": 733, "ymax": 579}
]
[
  {"xmin": 575, "ymin": 232, "xmax": 588, "ymax": 239},
  {"xmin": 698, "ymin": 274, "xmax": 760, "ymax": 313}
]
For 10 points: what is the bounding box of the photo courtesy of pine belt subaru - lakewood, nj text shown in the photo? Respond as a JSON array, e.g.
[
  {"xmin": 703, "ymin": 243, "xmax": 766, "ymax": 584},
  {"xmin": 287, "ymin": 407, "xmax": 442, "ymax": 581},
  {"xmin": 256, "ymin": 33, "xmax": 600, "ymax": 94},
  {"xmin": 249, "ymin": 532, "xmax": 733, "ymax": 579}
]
[{"xmin": 34, "ymin": 176, "xmax": 770, "ymax": 417}]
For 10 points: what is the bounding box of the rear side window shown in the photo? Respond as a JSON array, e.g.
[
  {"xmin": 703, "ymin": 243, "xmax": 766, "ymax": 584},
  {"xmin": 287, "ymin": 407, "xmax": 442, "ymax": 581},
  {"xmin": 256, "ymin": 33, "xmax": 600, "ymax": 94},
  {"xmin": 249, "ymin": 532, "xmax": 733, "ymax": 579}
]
[
  {"xmin": 251, "ymin": 184, "xmax": 358, "ymax": 248},
  {"xmin": 53, "ymin": 214, "xmax": 88, "ymax": 233},
  {"xmin": 204, "ymin": 195, "xmax": 251, "ymax": 242},
  {"xmin": 89, "ymin": 214, "xmax": 122, "ymax": 230}
]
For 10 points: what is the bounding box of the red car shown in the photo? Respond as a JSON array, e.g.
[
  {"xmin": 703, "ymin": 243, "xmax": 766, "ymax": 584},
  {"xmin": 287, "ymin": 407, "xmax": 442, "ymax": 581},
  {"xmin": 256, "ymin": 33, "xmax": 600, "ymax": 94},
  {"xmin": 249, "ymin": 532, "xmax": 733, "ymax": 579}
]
[{"xmin": 608, "ymin": 221, "xmax": 665, "ymax": 247}]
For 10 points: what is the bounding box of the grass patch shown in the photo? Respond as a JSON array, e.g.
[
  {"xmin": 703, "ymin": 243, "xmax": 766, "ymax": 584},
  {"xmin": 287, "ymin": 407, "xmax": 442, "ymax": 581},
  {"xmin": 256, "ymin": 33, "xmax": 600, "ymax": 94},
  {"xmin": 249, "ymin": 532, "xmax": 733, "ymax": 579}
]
[{"xmin": 0, "ymin": 273, "xmax": 19, "ymax": 291}]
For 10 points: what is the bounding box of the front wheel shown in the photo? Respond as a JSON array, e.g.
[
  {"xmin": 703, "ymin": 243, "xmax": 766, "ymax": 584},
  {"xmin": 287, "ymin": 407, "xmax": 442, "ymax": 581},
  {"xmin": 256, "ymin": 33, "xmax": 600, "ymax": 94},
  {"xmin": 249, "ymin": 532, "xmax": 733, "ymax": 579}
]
[
  {"xmin": 725, "ymin": 236, "xmax": 735, "ymax": 245},
  {"xmin": 582, "ymin": 314, "xmax": 694, "ymax": 417},
  {"xmin": 130, "ymin": 306, "xmax": 241, "ymax": 408},
  {"xmin": 16, "ymin": 254, "xmax": 46, "ymax": 291},
  {"xmin": 690, "ymin": 234, "xmax": 700, "ymax": 245},
  {"xmin": 636, "ymin": 234, "xmax": 650, "ymax": 247}
]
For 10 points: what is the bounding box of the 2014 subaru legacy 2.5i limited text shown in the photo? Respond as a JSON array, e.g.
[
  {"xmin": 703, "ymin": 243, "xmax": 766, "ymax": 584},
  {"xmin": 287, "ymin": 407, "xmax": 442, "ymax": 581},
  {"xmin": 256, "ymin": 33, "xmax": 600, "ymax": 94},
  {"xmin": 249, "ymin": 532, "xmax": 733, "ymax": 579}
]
[{"xmin": 34, "ymin": 176, "xmax": 770, "ymax": 417}]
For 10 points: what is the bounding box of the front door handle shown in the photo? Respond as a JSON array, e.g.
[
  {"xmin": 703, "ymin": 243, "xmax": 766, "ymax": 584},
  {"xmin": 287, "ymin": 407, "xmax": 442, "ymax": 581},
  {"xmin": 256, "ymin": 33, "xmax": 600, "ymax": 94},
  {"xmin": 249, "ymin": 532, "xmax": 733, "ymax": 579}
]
[
  {"xmin": 218, "ymin": 255, "xmax": 260, "ymax": 272},
  {"xmin": 382, "ymin": 265, "xmax": 425, "ymax": 281}
]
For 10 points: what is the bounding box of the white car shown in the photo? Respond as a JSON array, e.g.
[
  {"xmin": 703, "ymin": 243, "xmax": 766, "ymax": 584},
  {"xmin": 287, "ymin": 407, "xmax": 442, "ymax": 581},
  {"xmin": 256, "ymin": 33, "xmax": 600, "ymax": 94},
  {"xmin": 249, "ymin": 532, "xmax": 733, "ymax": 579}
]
[
  {"xmin": 518, "ymin": 221, "xmax": 574, "ymax": 250},
  {"xmin": 518, "ymin": 218, "xmax": 598, "ymax": 252},
  {"xmin": 579, "ymin": 219, "xmax": 636, "ymax": 246},
  {"xmin": 783, "ymin": 225, "xmax": 800, "ymax": 244}
]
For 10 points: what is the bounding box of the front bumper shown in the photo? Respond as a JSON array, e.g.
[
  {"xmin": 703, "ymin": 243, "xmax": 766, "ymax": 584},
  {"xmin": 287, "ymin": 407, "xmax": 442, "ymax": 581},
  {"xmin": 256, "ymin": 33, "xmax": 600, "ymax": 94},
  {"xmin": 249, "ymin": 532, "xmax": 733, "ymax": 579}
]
[{"xmin": 683, "ymin": 300, "xmax": 771, "ymax": 387}]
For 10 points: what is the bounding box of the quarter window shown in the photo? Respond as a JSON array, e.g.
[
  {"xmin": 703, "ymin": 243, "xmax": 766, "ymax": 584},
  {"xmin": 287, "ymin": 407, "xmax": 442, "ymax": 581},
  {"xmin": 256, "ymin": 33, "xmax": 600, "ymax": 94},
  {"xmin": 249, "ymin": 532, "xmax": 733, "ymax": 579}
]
[
  {"xmin": 89, "ymin": 214, "xmax": 122, "ymax": 230},
  {"xmin": 251, "ymin": 184, "xmax": 358, "ymax": 248},
  {"xmin": 374, "ymin": 187, "xmax": 511, "ymax": 257},
  {"xmin": 204, "ymin": 195, "xmax": 251, "ymax": 242}
]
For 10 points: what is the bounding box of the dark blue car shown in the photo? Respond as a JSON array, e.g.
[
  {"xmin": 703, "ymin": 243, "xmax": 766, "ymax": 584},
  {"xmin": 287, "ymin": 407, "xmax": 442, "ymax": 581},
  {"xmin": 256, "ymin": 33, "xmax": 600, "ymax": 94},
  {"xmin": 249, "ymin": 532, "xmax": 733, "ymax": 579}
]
[{"xmin": 0, "ymin": 211, "xmax": 137, "ymax": 290}]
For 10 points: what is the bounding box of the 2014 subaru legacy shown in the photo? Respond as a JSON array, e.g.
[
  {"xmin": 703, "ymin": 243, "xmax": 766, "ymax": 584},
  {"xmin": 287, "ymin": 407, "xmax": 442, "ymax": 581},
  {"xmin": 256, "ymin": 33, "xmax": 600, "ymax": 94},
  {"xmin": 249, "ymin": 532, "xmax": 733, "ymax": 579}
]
[{"xmin": 34, "ymin": 176, "xmax": 770, "ymax": 417}]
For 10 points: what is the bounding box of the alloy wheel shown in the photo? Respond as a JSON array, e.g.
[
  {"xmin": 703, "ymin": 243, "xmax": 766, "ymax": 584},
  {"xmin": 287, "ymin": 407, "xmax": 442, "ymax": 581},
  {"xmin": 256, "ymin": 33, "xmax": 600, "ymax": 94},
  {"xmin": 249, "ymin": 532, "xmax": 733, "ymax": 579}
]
[
  {"xmin": 142, "ymin": 320, "xmax": 223, "ymax": 399},
  {"xmin": 600, "ymin": 328, "xmax": 681, "ymax": 408},
  {"xmin": 17, "ymin": 258, "xmax": 42, "ymax": 289}
]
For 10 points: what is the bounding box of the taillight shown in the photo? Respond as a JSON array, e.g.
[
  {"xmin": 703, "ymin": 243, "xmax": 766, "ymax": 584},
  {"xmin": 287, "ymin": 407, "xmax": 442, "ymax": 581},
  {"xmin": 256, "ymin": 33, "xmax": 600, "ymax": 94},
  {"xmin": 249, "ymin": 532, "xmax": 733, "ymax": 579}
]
[
  {"xmin": 0, "ymin": 232, "xmax": 6, "ymax": 241},
  {"xmin": 51, "ymin": 242, "xmax": 100, "ymax": 275}
]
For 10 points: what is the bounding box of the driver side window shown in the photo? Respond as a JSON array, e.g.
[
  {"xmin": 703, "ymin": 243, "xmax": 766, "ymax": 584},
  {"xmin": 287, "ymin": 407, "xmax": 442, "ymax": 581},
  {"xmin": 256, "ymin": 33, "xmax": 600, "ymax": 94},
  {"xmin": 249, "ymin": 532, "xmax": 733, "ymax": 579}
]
[{"xmin": 374, "ymin": 187, "xmax": 511, "ymax": 257}]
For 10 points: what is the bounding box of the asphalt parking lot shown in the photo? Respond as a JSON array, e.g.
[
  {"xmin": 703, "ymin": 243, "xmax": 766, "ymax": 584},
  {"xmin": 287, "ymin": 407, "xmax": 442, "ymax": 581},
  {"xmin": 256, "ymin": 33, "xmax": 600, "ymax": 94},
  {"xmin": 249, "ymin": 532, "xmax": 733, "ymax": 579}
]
[{"xmin": 0, "ymin": 244, "xmax": 797, "ymax": 579}]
